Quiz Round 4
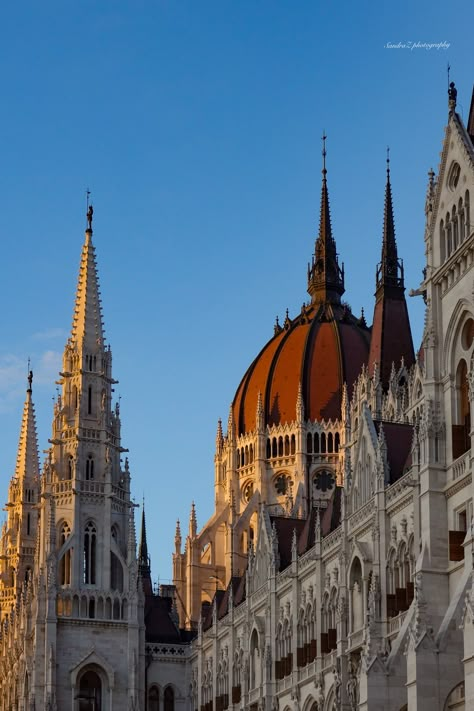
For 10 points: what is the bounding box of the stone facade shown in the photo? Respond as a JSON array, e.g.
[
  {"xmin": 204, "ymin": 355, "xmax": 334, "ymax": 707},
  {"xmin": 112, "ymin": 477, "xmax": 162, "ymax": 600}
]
[{"xmin": 1, "ymin": 84, "xmax": 474, "ymax": 711}]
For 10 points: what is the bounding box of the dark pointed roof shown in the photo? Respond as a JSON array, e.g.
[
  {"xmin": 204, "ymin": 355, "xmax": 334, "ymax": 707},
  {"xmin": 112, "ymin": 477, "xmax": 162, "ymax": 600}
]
[
  {"xmin": 369, "ymin": 159, "xmax": 415, "ymax": 387},
  {"xmin": 377, "ymin": 157, "xmax": 404, "ymax": 293},
  {"xmin": 138, "ymin": 504, "xmax": 152, "ymax": 596},
  {"xmin": 307, "ymin": 137, "xmax": 345, "ymax": 305}
]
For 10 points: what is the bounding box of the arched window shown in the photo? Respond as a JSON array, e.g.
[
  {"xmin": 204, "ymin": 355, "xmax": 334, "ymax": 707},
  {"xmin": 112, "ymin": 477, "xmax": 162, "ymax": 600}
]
[
  {"xmin": 466, "ymin": 190, "xmax": 471, "ymax": 237},
  {"xmin": 440, "ymin": 219, "xmax": 445, "ymax": 262},
  {"xmin": 320, "ymin": 432, "xmax": 326, "ymax": 454},
  {"xmin": 459, "ymin": 198, "xmax": 465, "ymax": 242},
  {"xmin": 85, "ymin": 455, "xmax": 94, "ymax": 480},
  {"xmin": 290, "ymin": 434, "xmax": 296, "ymax": 455},
  {"xmin": 164, "ymin": 686, "xmax": 175, "ymax": 711},
  {"xmin": 272, "ymin": 438, "xmax": 277, "ymax": 458},
  {"xmin": 453, "ymin": 359, "xmax": 470, "ymax": 459},
  {"xmin": 306, "ymin": 433, "xmax": 313, "ymax": 454},
  {"xmin": 78, "ymin": 669, "xmax": 102, "ymax": 711},
  {"xmin": 446, "ymin": 213, "xmax": 452, "ymax": 257},
  {"xmin": 59, "ymin": 522, "xmax": 72, "ymax": 586},
  {"xmin": 314, "ymin": 432, "xmax": 320, "ymax": 453},
  {"xmin": 452, "ymin": 204, "xmax": 458, "ymax": 249},
  {"xmin": 110, "ymin": 552, "xmax": 123, "ymax": 592},
  {"xmin": 278, "ymin": 437, "xmax": 283, "ymax": 457},
  {"xmin": 335, "ymin": 432, "xmax": 340, "ymax": 452},
  {"xmin": 266, "ymin": 439, "xmax": 271, "ymax": 458},
  {"xmin": 327, "ymin": 432, "xmax": 333, "ymax": 453},
  {"xmin": 83, "ymin": 522, "xmax": 97, "ymax": 585},
  {"xmin": 88, "ymin": 386, "xmax": 92, "ymax": 415},
  {"xmin": 284, "ymin": 436, "xmax": 290, "ymax": 456},
  {"xmin": 67, "ymin": 455, "xmax": 74, "ymax": 480},
  {"xmin": 148, "ymin": 686, "xmax": 159, "ymax": 711}
]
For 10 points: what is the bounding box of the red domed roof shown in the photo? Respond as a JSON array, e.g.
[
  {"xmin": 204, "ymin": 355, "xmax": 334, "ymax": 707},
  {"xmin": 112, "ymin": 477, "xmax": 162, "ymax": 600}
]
[{"xmin": 233, "ymin": 302, "xmax": 370, "ymax": 435}]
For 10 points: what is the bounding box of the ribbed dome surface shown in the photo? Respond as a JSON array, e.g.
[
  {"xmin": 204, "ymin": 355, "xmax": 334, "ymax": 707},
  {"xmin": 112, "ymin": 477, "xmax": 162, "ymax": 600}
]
[{"xmin": 233, "ymin": 301, "xmax": 370, "ymax": 435}]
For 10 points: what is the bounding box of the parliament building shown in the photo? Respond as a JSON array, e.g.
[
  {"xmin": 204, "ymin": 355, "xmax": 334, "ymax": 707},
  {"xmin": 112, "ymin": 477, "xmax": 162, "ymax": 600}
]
[{"xmin": 0, "ymin": 83, "xmax": 473, "ymax": 711}]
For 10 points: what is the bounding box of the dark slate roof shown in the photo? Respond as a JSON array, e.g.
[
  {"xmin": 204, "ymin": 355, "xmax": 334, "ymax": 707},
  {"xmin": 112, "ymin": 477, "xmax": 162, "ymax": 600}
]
[{"xmin": 374, "ymin": 421, "xmax": 413, "ymax": 483}]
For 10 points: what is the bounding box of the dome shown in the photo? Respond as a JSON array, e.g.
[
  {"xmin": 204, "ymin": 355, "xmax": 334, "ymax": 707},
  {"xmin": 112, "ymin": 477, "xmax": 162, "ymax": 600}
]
[
  {"xmin": 233, "ymin": 301, "xmax": 370, "ymax": 435},
  {"xmin": 233, "ymin": 145, "xmax": 372, "ymax": 436}
]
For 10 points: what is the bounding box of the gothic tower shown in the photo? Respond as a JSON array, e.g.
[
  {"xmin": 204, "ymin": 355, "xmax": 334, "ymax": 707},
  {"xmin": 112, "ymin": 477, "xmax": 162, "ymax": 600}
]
[
  {"xmin": 30, "ymin": 208, "xmax": 145, "ymax": 710},
  {"xmin": 0, "ymin": 372, "xmax": 40, "ymax": 620}
]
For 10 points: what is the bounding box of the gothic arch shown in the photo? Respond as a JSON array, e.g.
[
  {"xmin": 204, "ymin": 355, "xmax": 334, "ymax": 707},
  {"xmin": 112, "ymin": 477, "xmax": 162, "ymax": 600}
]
[
  {"xmin": 443, "ymin": 300, "xmax": 474, "ymax": 375},
  {"xmin": 302, "ymin": 695, "xmax": 316, "ymax": 711},
  {"xmin": 70, "ymin": 649, "xmax": 115, "ymax": 710}
]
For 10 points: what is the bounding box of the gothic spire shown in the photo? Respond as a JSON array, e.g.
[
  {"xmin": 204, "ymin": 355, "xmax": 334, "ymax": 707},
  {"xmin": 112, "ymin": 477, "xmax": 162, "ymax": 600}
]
[
  {"xmin": 69, "ymin": 204, "xmax": 105, "ymax": 353},
  {"xmin": 14, "ymin": 371, "xmax": 40, "ymax": 482},
  {"xmin": 368, "ymin": 155, "xmax": 415, "ymax": 388},
  {"xmin": 307, "ymin": 134, "xmax": 345, "ymax": 304},
  {"xmin": 138, "ymin": 502, "xmax": 150, "ymax": 574},
  {"xmin": 376, "ymin": 150, "xmax": 404, "ymax": 293},
  {"xmin": 138, "ymin": 501, "xmax": 152, "ymax": 596}
]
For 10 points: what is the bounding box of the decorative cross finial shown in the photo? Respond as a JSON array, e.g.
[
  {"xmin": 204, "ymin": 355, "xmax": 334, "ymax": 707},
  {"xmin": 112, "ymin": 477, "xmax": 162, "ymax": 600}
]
[{"xmin": 322, "ymin": 131, "xmax": 327, "ymax": 176}]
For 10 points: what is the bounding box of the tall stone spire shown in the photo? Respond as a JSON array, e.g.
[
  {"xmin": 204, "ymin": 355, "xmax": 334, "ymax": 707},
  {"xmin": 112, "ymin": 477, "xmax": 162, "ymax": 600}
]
[
  {"xmin": 138, "ymin": 502, "xmax": 152, "ymax": 596},
  {"xmin": 307, "ymin": 134, "xmax": 345, "ymax": 305},
  {"xmin": 0, "ymin": 373, "xmax": 41, "ymax": 617},
  {"xmin": 69, "ymin": 205, "xmax": 105, "ymax": 353},
  {"xmin": 368, "ymin": 154, "xmax": 415, "ymax": 388},
  {"xmin": 14, "ymin": 371, "xmax": 40, "ymax": 482}
]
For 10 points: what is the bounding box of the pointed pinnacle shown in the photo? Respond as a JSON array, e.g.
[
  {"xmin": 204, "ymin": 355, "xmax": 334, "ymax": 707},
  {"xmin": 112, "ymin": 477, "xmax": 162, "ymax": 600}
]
[{"xmin": 15, "ymin": 383, "xmax": 40, "ymax": 482}]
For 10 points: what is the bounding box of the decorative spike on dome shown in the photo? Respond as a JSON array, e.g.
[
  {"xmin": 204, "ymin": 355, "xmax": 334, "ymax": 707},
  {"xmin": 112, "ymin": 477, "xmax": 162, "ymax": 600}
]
[
  {"xmin": 296, "ymin": 381, "xmax": 304, "ymax": 422},
  {"xmin": 274, "ymin": 315, "xmax": 282, "ymax": 336},
  {"xmin": 256, "ymin": 392, "xmax": 264, "ymax": 431},
  {"xmin": 307, "ymin": 133, "xmax": 345, "ymax": 305}
]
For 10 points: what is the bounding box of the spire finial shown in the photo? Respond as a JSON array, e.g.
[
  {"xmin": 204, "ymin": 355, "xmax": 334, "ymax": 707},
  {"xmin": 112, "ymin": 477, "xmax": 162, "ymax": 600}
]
[
  {"xmin": 448, "ymin": 78, "xmax": 457, "ymax": 112},
  {"xmin": 322, "ymin": 131, "xmax": 327, "ymax": 176},
  {"xmin": 386, "ymin": 146, "xmax": 390, "ymax": 178},
  {"xmin": 27, "ymin": 358, "xmax": 33, "ymax": 393},
  {"xmin": 87, "ymin": 201, "xmax": 94, "ymax": 231}
]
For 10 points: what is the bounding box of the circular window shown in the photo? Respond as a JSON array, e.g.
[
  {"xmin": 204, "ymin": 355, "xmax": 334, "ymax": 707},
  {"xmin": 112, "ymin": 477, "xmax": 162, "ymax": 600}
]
[
  {"xmin": 462, "ymin": 318, "xmax": 474, "ymax": 351},
  {"xmin": 243, "ymin": 481, "xmax": 254, "ymax": 503},
  {"xmin": 313, "ymin": 470, "xmax": 335, "ymax": 493}
]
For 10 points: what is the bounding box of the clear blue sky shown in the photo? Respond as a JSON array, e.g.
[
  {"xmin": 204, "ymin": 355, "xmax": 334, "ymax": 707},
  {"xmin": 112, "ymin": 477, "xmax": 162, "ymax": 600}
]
[{"xmin": 0, "ymin": 1, "xmax": 472, "ymax": 581}]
